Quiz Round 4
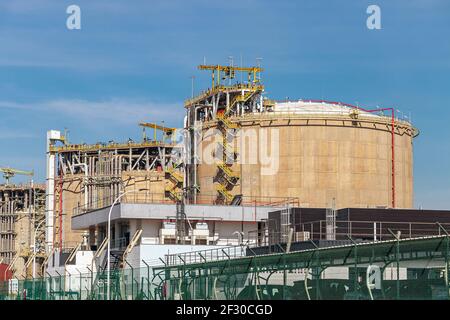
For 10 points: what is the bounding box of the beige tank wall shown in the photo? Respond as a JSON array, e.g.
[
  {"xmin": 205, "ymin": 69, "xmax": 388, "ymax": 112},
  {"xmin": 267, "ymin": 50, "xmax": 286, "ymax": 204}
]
[
  {"xmin": 197, "ymin": 117, "xmax": 414, "ymax": 209},
  {"xmin": 58, "ymin": 175, "xmax": 84, "ymax": 247},
  {"xmin": 13, "ymin": 212, "xmax": 31, "ymax": 279},
  {"xmin": 122, "ymin": 171, "xmax": 167, "ymax": 203}
]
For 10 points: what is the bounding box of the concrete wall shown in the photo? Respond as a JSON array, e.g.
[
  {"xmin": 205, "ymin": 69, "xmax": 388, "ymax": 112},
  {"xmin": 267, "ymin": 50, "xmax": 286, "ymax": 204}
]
[
  {"xmin": 121, "ymin": 171, "xmax": 167, "ymax": 203},
  {"xmin": 213, "ymin": 221, "xmax": 257, "ymax": 245},
  {"xmin": 139, "ymin": 220, "xmax": 160, "ymax": 243},
  {"xmin": 13, "ymin": 212, "xmax": 31, "ymax": 279}
]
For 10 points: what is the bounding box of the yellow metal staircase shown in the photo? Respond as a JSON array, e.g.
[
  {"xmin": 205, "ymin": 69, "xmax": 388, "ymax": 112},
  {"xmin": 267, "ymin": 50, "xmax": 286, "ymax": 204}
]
[
  {"xmin": 166, "ymin": 167, "xmax": 183, "ymax": 185},
  {"xmin": 165, "ymin": 166, "xmax": 183, "ymax": 202},
  {"xmin": 165, "ymin": 185, "xmax": 181, "ymax": 201},
  {"xmin": 217, "ymin": 163, "xmax": 239, "ymax": 185},
  {"xmin": 225, "ymin": 90, "xmax": 255, "ymax": 115},
  {"xmin": 215, "ymin": 184, "xmax": 234, "ymax": 202},
  {"xmin": 215, "ymin": 99, "xmax": 244, "ymax": 203},
  {"xmin": 217, "ymin": 140, "xmax": 236, "ymax": 164},
  {"xmin": 216, "ymin": 112, "xmax": 238, "ymax": 129}
]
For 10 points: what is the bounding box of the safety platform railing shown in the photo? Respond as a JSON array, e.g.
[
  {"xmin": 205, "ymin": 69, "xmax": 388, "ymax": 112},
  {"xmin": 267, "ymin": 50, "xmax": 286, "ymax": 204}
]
[
  {"xmin": 72, "ymin": 192, "xmax": 299, "ymax": 217},
  {"xmin": 297, "ymin": 220, "xmax": 450, "ymax": 241},
  {"xmin": 165, "ymin": 245, "xmax": 247, "ymax": 266}
]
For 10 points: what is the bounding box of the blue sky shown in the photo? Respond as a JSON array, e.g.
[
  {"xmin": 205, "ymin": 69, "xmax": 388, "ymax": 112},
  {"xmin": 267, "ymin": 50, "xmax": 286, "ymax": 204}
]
[{"xmin": 0, "ymin": 0, "xmax": 449, "ymax": 209}]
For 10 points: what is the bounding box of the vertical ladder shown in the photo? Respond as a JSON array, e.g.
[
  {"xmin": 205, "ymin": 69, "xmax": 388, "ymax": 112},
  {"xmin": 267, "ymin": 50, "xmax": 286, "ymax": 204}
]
[
  {"xmin": 176, "ymin": 200, "xmax": 187, "ymax": 244},
  {"xmin": 280, "ymin": 203, "xmax": 291, "ymax": 244},
  {"xmin": 325, "ymin": 208, "xmax": 336, "ymax": 240}
]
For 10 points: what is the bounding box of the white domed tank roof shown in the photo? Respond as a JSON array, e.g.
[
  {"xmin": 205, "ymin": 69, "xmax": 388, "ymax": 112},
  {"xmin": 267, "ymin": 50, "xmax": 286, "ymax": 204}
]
[{"xmin": 273, "ymin": 100, "xmax": 380, "ymax": 118}]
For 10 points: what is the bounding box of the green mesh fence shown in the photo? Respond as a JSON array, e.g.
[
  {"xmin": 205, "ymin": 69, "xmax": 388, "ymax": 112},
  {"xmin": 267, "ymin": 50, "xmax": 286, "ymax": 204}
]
[
  {"xmin": 161, "ymin": 267, "xmax": 449, "ymax": 300},
  {"xmin": 1, "ymin": 236, "xmax": 449, "ymax": 300},
  {"xmin": 0, "ymin": 265, "xmax": 166, "ymax": 301}
]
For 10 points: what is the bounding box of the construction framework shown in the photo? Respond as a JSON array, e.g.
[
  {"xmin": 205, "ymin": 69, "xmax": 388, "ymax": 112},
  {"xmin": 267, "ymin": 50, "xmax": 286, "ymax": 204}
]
[
  {"xmin": 48, "ymin": 136, "xmax": 184, "ymax": 251},
  {"xmin": 0, "ymin": 183, "xmax": 46, "ymax": 279}
]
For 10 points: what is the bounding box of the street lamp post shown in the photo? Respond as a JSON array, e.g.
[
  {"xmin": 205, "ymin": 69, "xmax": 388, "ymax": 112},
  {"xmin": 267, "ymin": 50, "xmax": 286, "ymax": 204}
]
[{"xmin": 106, "ymin": 188, "xmax": 147, "ymax": 300}]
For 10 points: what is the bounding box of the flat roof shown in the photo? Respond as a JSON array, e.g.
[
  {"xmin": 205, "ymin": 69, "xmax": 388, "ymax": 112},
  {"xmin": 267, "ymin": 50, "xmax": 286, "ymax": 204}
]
[{"xmin": 71, "ymin": 202, "xmax": 279, "ymax": 229}]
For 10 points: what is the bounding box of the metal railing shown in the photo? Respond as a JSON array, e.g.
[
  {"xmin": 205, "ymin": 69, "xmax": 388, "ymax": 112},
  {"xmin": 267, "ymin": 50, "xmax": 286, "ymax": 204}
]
[
  {"xmin": 111, "ymin": 237, "xmax": 128, "ymax": 250},
  {"xmin": 184, "ymin": 83, "xmax": 264, "ymax": 106},
  {"xmin": 72, "ymin": 192, "xmax": 299, "ymax": 217},
  {"xmin": 72, "ymin": 193, "xmax": 170, "ymax": 217},
  {"xmin": 297, "ymin": 220, "xmax": 450, "ymax": 241},
  {"xmin": 165, "ymin": 245, "xmax": 247, "ymax": 266}
]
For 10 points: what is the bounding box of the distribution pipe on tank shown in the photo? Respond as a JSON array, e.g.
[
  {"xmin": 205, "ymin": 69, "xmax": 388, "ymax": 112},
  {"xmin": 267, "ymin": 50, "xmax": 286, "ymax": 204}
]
[
  {"xmin": 59, "ymin": 170, "xmax": 63, "ymax": 251},
  {"xmin": 315, "ymin": 102, "xmax": 397, "ymax": 208},
  {"xmin": 364, "ymin": 108, "xmax": 396, "ymax": 209},
  {"xmin": 280, "ymin": 100, "xmax": 397, "ymax": 208},
  {"xmin": 288, "ymin": 99, "xmax": 374, "ymax": 113}
]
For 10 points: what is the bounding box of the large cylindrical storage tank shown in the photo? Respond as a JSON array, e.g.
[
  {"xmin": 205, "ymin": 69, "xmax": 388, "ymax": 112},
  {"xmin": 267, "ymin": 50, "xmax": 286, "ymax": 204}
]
[{"xmin": 196, "ymin": 100, "xmax": 417, "ymax": 209}]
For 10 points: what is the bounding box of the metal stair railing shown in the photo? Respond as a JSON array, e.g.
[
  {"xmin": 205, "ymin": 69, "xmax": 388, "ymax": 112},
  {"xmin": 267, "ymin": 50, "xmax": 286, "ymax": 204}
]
[
  {"xmin": 165, "ymin": 188, "xmax": 181, "ymax": 201},
  {"xmin": 216, "ymin": 141, "xmax": 237, "ymax": 163},
  {"xmin": 217, "ymin": 112, "xmax": 238, "ymax": 129},
  {"xmin": 89, "ymin": 236, "xmax": 109, "ymax": 298},
  {"xmin": 216, "ymin": 184, "xmax": 233, "ymax": 202},
  {"xmin": 122, "ymin": 229, "xmax": 143, "ymax": 263},
  {"xmin": 166, "ymin": 167, "xmax": 183, "ymax": 185},
  {"xmin": 217, "ymin": 163, "xmax": 239, "ymax": 181},
  {"xmin": 225, "ymin": 90, "xmax": 255, "ymax": 115}
]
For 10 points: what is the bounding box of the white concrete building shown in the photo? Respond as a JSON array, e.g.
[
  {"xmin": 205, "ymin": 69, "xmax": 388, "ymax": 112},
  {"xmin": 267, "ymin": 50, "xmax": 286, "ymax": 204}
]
[{"xmin": 69, "ymin": 202, "xmax": 276, "ymax": 268}]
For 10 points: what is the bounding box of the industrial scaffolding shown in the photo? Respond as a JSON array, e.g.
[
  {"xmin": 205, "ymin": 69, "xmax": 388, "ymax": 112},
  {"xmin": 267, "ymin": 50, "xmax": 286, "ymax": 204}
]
[
  {"xmin": 47, "ymin": 131, "xmax": 184, "ymax": 251},
  {"xmin": 184, "ymin": 64, "xmax": 268, "ymax": 204},
  {"xmin": 0, "ymin": 183, "xmax": 46, "ymax": 278}
]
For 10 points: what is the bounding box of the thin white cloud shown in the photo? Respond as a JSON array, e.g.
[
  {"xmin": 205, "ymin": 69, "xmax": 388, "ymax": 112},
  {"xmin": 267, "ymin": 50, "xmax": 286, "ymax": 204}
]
[
  {"xmin": 0, "ymin": 29, "xmax": 137, "ymax": 71},
  {"xmin": 415, "ymin": 187, "xmax": 450, "ymax": 210},
  {"xmin": 0, "ymin": 0, "xmax": 56, "ymax": 14},
  {"xmin": 0, "ymin": 129, "xmax": 36, "ymax": 140},
  {"xmin": 0, "ymin": 99, "xmax": 183, "ymax": 125}
]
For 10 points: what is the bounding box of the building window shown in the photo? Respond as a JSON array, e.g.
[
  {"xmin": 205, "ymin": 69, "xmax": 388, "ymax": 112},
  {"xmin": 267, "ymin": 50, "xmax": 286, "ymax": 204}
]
[{"xmin": 195, "ymin": 239, "xmax": 207, "ymax": 245}]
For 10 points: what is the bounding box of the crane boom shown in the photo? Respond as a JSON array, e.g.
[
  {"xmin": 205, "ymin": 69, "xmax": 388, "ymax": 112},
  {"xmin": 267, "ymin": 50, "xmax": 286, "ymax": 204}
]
[
  {"xmin": 0, "ymin": 167, "xmax": 34, "ymax": 185},
  {"xmin": 139, "ymin": 122, "xmax": 176, "ymax": 143},
  {"xmin": 139, "ymin": 122, "xmax": 176, "ymax": 133}
]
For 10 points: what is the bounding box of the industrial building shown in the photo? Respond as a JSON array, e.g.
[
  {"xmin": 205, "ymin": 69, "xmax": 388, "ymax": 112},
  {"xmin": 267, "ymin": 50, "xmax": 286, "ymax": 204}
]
[
  {"xmin": 39, "ymin": 64, "xmax": 419, "ymax": 256},
  {"xmin": 1, "ymin": 63, "xmax": 449, "ymax": 300},
  {"xmin": 43, "ymin": 126, "xmax": 185, "ymax": 250},
  {"xmin": 267, "ymin": 207, "xmax": 450, "ymax": 244}
]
